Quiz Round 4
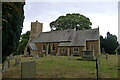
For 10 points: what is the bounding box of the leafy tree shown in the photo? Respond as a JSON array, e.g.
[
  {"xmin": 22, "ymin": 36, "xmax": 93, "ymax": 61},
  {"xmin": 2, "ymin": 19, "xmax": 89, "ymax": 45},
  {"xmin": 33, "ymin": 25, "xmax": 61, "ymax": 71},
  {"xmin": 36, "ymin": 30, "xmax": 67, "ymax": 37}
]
[
  {"xmin": 100, "ymin": 32, "xmax": 119, "ymax": 54},
  {"xmin": 100, "ymin": 35, "xmax": 105, "ymax": 52},
  {"xmin": 2, "ymin": 2, "xmax": 25, "ymax": 63},
  {"xmin": 16, "ymin": 31, "xmax": 30, "ymax": 55},
  {"xmin": 50, "ymin": 13, "xmax": 92, "ymax": 30}
]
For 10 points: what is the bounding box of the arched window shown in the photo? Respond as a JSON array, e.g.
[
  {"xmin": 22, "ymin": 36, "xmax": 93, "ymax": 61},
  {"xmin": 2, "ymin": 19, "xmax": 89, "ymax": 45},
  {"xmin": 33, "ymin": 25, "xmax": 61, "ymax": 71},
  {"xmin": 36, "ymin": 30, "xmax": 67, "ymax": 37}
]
[
  {"xmin": 42, "ymin": 44, "xmax": 46, "ymax": 50},
  {"xmin": 52, "ymin": 44, "xmax": 55, "ymax": 51},
  {"xmin": 62, "ymin": 48, "xmax": 66, "ymax": 52}
]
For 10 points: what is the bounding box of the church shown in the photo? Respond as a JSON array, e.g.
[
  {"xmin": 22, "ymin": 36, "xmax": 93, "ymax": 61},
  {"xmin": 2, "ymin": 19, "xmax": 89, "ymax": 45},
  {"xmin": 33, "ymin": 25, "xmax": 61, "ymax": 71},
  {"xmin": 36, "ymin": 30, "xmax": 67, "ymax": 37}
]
[{"xmin": 25, "ymin": 20, "xmax": 100, "ymax": 56}]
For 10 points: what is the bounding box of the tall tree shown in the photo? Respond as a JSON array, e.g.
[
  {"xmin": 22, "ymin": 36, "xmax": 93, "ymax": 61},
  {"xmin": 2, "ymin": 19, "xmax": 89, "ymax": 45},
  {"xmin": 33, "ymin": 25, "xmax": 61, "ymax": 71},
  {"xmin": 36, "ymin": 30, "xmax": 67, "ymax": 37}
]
[
  {"xmin": 2, "ymin": 2, "xmax": 25, "ymax": 63},
  {"xmin": 100, "ymin": 32, "xmax": 119, "ymax": 54},
  {"xmin": 16, "ymin": 31, "xmax": 30, "ymax": 55},
  {"xmin": 50, "ymin": 13, "xmax": 92, "ymax": 30}
]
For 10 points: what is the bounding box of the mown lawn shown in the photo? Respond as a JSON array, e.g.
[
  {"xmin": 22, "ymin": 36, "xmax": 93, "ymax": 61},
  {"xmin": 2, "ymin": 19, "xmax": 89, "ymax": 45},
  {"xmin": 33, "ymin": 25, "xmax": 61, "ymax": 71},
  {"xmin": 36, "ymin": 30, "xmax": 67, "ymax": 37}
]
[{"xmin": 2, "ymin": 54, "xmax": 118, "ymax": 78}]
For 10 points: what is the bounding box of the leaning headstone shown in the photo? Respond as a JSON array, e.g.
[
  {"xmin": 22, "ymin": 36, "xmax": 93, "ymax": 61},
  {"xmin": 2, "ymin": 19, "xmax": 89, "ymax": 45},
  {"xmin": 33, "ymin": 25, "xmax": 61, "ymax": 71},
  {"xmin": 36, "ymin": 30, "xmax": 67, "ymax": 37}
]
[
  {"xmin": 2, "ymin": 61, "xmax": 9, "ymax": 72},
  {"xmin": 21, "ymin": 61, "xmax": 36, "ymax": 78},
  {"xmin": 15, "ymin": 56, "xmax": 21, "ymax": 65},
  {"xmin": 6, "ymin": 57, "xmax": 10, "ymax": 68}
]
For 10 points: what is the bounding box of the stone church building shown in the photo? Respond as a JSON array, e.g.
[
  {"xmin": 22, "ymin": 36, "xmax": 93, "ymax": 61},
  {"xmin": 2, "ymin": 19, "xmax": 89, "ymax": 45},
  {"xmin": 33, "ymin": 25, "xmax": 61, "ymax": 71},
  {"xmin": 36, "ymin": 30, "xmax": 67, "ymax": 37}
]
[{"xmin": 25, "ymin": 20, "xmax": 100, "ymax": 56}]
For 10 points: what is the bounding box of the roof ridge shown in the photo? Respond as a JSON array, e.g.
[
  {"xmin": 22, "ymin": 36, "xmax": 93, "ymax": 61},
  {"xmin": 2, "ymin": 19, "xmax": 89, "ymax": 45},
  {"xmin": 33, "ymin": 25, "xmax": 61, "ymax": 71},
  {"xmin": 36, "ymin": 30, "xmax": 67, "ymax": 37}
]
[{"xmin": 39, "ymin": 28, "xmax": 98, "ymax": 34}]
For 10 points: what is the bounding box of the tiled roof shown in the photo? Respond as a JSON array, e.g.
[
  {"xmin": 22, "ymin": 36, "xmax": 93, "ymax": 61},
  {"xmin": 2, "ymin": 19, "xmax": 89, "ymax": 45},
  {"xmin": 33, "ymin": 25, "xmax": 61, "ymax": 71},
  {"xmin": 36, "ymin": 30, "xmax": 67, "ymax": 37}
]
[{"xmin": 32, "ymin": 28, "xmax": 100, "ymax": 46}]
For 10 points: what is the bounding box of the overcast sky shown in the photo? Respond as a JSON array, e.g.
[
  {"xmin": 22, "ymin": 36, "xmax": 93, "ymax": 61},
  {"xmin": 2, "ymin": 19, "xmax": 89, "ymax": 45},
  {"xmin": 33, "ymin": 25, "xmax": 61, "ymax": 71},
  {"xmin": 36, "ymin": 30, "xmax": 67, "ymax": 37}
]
[{"xmin": 22, "ymin": 0, "xmax": 119, "ymax": 42}]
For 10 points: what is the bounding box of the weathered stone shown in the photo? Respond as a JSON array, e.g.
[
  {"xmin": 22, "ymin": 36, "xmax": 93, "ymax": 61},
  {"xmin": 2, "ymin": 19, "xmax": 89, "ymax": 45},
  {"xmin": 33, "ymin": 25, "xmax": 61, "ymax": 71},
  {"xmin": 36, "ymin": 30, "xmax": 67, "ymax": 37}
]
[
  {"xmin": 32, "ymin": 53, "xmax": 39, "ymax": 59},
  {"xmin": 7, "ymin": 58, "xmax": 10, "ymax": 68},
  {"xmin": 21, "ymin": 61, "xmax": 36, "ymax": 78},
  {"xmin": 9, "ymin": 54, "xmax": 14, "ymax": 60},
  {"xmin": 96, "ymin": 56, "xmax": 101, "ymax": 79},
  {"xmin": 15, "ymin": 57, "xmax": 21, "ymax": 65},
  {"xmin": 82, "ymin": 51, "xmax": 95, "ymax": 61},
  {"xmin": 2, "ymin": 61, "xmax": 9, "ymax": 72}
]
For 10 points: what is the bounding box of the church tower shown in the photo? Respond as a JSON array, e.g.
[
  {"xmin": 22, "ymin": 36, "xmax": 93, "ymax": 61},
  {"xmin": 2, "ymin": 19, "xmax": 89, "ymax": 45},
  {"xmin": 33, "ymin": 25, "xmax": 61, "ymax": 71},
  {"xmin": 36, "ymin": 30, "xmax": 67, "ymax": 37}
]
[{"xmin": 30, "ymin": 20, "xmax": 43, "ymax": 42}]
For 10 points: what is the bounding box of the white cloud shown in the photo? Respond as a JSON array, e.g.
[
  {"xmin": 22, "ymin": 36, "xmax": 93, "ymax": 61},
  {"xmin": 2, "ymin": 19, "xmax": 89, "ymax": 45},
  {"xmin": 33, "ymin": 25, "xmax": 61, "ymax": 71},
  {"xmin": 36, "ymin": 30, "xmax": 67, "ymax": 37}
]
[
  {"xmin": 22, "ymin": 21, "xmax": 31, "ymax": 34},
  {"xmin": 86, "ymin": 13, "xmax": 118, "ymax": 37},
  {"xmin": 22, "ymin": 1, "xmax": 118, "ymax": 42}
]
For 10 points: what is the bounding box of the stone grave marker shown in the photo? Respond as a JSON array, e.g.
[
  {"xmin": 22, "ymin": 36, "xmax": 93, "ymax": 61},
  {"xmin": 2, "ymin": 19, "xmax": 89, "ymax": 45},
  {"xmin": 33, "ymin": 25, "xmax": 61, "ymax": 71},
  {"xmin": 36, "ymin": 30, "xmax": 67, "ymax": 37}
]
[
  {"xmin": 15, "ymin": 56, "xmax": 21, "ymax": 65},
  {"xmin": 82, "ymin": 51, "xmax": 95, "ymax": 61},
  {"xmin": 56, "ymin": 53, "xmax": 59, "ymax": 56},
  {"xmin": 96, "ymin": 56, "xmax": 101, "ymax": 79},
  {"xmin": 7, "ymin": 57, "xmax": 10, "ymax": 68},
  {"xmin": 117, "ymin": 48, "xmax": 120, "ymax": 55},
  {"xmin": 32, "ymin": 53, "xmax": 39, "ymax": 59},
  {"xmin": 9, "ymin": 54, "xmax": 14, "ymax": 60},
  {"xmin": 35, "ymin": 54, "xmax": 39, "ymax": 59},
  {"xmin": 102, "ymin": 48, "xmax": 106, "ymax": 54},
  {"xmin": 21, "ymin": 61, "xmax": 36, "ymax": 78},
  {"xmin": 2, "ymin": 61, "xmax": 9, "ymax": 72}
]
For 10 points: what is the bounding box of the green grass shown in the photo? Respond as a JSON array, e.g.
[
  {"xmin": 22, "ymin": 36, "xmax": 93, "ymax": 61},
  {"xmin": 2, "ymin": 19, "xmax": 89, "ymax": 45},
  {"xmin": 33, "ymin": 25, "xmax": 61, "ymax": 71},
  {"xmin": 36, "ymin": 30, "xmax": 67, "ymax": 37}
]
[
  {"xmin": 99, "ymin": 55, "xmax": 118, "ymax": 78},
  {"xmin": 2, "ymin": 55, "xmax": 118, "ymax": 78}
]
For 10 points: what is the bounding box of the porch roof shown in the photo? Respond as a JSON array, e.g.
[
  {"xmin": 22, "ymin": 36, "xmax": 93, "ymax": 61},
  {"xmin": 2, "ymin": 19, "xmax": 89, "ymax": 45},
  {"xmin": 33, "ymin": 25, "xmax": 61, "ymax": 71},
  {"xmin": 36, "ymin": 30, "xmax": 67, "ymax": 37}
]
[{"xmin": 28, "ymin": 43, "xmax": 38, "ymax": 50}]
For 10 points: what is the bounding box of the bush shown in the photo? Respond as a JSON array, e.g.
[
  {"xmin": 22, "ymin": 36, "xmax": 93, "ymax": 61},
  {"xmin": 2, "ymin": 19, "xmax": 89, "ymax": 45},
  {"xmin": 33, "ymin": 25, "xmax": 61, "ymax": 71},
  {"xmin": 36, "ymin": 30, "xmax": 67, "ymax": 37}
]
[{"xmin": 117, "ymin": 48, "xmax": 120, "ymax": 55}]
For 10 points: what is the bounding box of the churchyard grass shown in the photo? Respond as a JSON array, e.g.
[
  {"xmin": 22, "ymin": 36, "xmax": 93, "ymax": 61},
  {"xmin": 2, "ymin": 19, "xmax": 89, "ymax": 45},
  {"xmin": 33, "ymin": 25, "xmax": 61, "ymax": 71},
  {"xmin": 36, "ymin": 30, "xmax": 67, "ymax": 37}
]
[{"xmin": 2, "ymin": 54, "xmax": 118, "ymax": 78}]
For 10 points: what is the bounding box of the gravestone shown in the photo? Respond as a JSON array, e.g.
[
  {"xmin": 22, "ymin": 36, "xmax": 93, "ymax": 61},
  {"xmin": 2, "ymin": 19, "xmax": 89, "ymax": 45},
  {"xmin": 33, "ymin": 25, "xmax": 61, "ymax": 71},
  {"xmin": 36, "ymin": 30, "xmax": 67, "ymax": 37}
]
[
  {"xmin": 117, "ymin": 48, "xmax": 120, "ymax": 55},
  {"xmin": 32, "ymin": 53, "xmax": 39, "ymax": 59},
  {"xmin": 82, "ymin": 51, "xmax": 95, "ymax": 61},
  {"xmin": 9, "ymin": 54, "xmax": 14, "ymax": 60},
  {"xmin": 21, "ymin": 61, "xmax": 36, "ymax": 78},
  {"xmin": 102, "ymin": 48, "xmax": 106, "ymax": 54},
  {"xmin": 7, "ymin": 57, "xmax": 10, "ymax": 68},
  {"xmin": 15, "ymin": 56, "xmax": 21, "ymax": 65},
  {"xmin": 35, "ymin": 54, "xmax": 39, "ymax": 59},
  {"xmin": 96, "ymin": 56, "xmax": 101, "ymax": 79},
  {"xmin": 2, "ymin": 61, "xmax": 9, "ymax": 72}
]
